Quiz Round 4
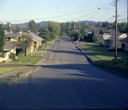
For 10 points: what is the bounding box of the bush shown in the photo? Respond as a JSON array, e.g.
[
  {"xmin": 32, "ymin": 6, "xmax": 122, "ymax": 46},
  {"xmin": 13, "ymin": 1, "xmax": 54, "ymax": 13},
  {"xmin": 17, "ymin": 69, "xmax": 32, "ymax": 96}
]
[
  {"xmin": 9, "ymin": 53, "xmax": 16, "ymax": 60},
  {"xmin": 42, "ymin": 39, "xmax": 47, "ymax": 43},
  {"xmin": 93, "ymin": 36, "xmax": 98, "ymax": 42}
]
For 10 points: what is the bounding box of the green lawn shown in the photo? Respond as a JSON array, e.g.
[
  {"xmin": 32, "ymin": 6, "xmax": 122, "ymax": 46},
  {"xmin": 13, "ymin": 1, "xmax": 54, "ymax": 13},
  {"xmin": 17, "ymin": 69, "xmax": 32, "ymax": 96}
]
[
  {"xmin": 39, "ymin": 41, "xmax": 55, "ymax": 51},
  {"xmin": 0, "ymin": 67, "xmax": 16, "ymax": 75},
  {"xmin": 0, "ymin": 40, "xmax": 55, "ymax": 77},
  {"xmin": 13, "ymin": 55, "xmax": 42, "ymax": 64},
  {"xmin": 83, "ymin": 43, "xmax": 113, "ymax": 61},
  {"xmin": 82, "ymin": 42, "xmax": 128, "ymax": 76},
  {"xmin": 12, "ymin": 41, "xmax": 55, "ymax": 64}
]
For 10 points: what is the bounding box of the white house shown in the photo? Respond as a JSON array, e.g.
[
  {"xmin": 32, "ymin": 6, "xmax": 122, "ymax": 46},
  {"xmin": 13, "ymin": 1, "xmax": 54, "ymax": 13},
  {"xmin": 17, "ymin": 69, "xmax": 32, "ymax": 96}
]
[
  {"xmin": 100, "ymin": 32, "xmax": 111, "ymax": 46},
  {"xmin": 109, "ymin": 33, "xmax": 127, "ymax": 49}
]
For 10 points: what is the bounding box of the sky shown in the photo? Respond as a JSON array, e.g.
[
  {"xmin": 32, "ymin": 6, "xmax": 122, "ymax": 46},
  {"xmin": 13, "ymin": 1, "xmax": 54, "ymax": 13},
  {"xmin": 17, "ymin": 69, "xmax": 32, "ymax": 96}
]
[{"xmin": 0, "ymin": 0, "xmax": 127, "ymax": 24}]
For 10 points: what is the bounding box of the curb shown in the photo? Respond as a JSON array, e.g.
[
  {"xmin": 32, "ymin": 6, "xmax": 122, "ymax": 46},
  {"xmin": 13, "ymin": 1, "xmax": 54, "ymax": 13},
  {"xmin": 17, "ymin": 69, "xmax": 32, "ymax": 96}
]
[{"xmin": 75, "ymin": 44, "xmax": 93, "ymax": 63}]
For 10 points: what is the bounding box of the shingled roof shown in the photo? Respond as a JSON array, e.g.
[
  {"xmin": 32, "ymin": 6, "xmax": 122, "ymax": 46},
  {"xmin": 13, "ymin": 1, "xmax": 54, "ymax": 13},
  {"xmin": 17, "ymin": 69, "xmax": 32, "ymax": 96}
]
[
  {"xmin": 3, "ymin": 41, "xmax": 16, "ymax": 51},
  {"xmin": 5, "ymin": 32, "xmax": 22, "ymax": 38},
  {"xmin": 23, "ymin": 32, "xmax": 43, "ymax": 42}
]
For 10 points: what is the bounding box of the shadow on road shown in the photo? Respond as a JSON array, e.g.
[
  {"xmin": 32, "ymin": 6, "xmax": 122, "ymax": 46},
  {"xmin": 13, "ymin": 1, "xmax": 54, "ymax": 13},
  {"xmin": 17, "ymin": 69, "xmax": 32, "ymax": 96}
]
[
  {"xmin": 27, "ymin": 63, "xmax": 121, "ymax": 81},
  {"xmin": 0, "ymin": 36, "xmax": 128, "ymax": 109},
  {"xmin": 0, "ymin": 63, "xmax": 128, "ymax": 109}
]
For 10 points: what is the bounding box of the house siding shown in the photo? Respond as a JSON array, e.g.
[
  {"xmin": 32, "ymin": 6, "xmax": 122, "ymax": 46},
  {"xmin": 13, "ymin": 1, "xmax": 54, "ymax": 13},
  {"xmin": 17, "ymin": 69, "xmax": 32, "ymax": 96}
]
[{"xmin": 0, "ymin": 48, "xmax": 16, "ymax": 63}]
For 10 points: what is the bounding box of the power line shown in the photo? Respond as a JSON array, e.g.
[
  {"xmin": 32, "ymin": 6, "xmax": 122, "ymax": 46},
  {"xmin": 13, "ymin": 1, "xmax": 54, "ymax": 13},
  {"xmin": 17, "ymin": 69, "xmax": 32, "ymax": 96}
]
[
  {"xmin": 118, "ymin": 18, "xmax": 127, "ymax": 21},
  {"xmin": 0, "ymin": 6, "xmax": 114, "ymax": 24},
  {"xmin": 0, "ymin": 8, "xmax": 98, "ymax": 24},
  {"xmin": 71, "ymin": 8, "xmax": 102, "ymax": 21},
  {"xmin": 0, "ymin": 1, "xmax": 121, "ymax": 24},
  {"xmin": 105, "ymin": 16, "xmax": 115, "ymax": 21}
]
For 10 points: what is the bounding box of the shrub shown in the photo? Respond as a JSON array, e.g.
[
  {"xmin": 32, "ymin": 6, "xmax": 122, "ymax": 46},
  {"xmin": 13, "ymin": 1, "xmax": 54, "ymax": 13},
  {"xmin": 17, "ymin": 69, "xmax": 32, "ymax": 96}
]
[{"xmin": 9, "ymin": 53, "xmax": 16, "ymax": 60}]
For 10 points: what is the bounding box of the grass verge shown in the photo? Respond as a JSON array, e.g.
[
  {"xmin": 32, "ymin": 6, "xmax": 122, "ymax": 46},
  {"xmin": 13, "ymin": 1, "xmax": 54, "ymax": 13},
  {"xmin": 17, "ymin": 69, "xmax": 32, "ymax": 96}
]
[
  {"xmin": 11, "ymin": 40, "xmax": 55, "ymax": 64},
  {"xmin": 13, "ymin": 55, "xmax": 42, "ymax": 64},
  {"xmin": 82, "ymin": 42, "xmax": 128, "ymax": 77},
  {"xmin": 0, "ymin": 67, "xmax": 16, "ymax": 75},
  {"xmin": 0, "ymin": 40, "xmax": 55, "ymax": 91}
]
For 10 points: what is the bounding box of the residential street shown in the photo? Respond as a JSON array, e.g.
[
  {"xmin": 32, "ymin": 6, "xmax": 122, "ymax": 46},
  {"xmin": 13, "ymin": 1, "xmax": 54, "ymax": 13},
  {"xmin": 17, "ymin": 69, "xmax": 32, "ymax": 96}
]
[{"xmin": 0, "ymin": 36, "xmax": 128, "ymax": 109}]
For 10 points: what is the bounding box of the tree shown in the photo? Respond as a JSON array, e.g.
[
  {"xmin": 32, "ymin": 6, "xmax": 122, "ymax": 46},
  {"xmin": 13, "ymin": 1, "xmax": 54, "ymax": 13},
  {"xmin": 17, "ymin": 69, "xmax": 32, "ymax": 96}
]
[
  {"xmin": 39, "ymin": 23, "xmax": 49, "ymax": 40},
  {"xmin": 60, "ymin": 23, "xmax": 66, "ymax": 35},
  {"xmin": 48, "ymin": 21, "xmax": 60, "ymax": 40},
  {"xmin": 4, "ymin": 22, "xmax": 11, "ymax": 32},
  {"xmin": 39, "ymin": 21, "xmax": 60, "ymax": 41},
  {"xmin": 72, "ymin": 31, "xmax": 79, "ymax": 41},
  {"xmin": 28, "ymin": 20, "xmax": 39, "ymax": 33},
  {"xmin": 0, "ymin": 24, "xmax": 5, "ymax": 52},
  {"xmin": 18, "ymin": 35, "xmax": 32, "ymax": 56},
  {"xmin": 101, "ymin": 22, "xmax": 109, "ymax": 28},
  {"xmin": 118, "ymin": 22, "xmax": 127, "ymax": 33},
  {"xmin": 79, "ymin": 23, "xmax": 89, "ymax": 40},
  {"xmin": 14, "ymin": 25, "xmax": 21, "ymax": 33}
]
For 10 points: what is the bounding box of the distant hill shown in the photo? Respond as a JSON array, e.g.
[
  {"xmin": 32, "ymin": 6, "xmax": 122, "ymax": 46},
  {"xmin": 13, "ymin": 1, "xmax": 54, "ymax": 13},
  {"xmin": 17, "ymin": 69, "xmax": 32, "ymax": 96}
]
[
  {"xmin": 11, "ymin": 21, "xmax": 46, "ymax": 30},
  {"xmin": 12, "ymin": 22, "xmax": 29, "ymax": 29},
  {"xmin": 8, "ymin": 20, "xmax": 99, "ymax": 31},
  {"xmin": 37, "ymin": 21, "xmax": 46, "ymax": 28},
  {"xmin": 80, "ymin": 20, "xmax": 97, "ymax": 25}
]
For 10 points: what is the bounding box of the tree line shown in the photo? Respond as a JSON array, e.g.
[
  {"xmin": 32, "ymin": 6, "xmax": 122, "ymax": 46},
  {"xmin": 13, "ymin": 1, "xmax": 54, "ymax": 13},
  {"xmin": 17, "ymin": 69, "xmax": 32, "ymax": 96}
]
[{"xmin": 0, "ymin": 20, "xmax": 127, "ymax": 52}]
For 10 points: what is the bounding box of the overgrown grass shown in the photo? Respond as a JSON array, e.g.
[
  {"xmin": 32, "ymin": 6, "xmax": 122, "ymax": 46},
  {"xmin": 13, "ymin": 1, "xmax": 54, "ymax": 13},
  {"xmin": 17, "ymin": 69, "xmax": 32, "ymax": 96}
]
[{"xmin": 82, "ymin": 42, "xmax": 128, "ymax": 76}]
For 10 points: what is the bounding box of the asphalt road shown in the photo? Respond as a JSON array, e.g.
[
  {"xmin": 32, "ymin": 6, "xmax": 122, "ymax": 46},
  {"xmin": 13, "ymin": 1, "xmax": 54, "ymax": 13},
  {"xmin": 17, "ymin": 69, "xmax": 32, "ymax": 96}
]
[{"xmin": 0, "ymin": 36, "xmax": 128, "ymax": 109}]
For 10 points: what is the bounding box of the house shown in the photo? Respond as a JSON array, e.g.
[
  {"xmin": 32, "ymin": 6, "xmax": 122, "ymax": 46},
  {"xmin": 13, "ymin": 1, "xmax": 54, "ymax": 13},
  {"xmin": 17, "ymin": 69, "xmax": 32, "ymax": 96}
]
[
  {"xmin": 84, "ymin": 31, "xmax": 94, "ymax": 42},
  {"xmin": 21, "ymin": 32, "xmax": 43, "ymax": 54},
  {"xmin": 120, "ymin": 34, "xmax": 128, "ymax": 51},
  {"xmin": 0, "ymin": 41, "xmax": 16, "ymax": 63},
  {"xmin": 3, "ymin": 31, "xmax": 43, "ymax": 56},
  {"xmin": 28, "ymin": 32, "xmax": 43, "ymax": 50},
  {"xmin": 5, "ymin": 32, "xmax": 22, "ymax": 42},
  {"xmin": 109, "ymin": 33, "xmax": 128, "ymax": 50},
  {"xmin": 100, "ymin": 32, "xmax": 111, "ymax": 47}
]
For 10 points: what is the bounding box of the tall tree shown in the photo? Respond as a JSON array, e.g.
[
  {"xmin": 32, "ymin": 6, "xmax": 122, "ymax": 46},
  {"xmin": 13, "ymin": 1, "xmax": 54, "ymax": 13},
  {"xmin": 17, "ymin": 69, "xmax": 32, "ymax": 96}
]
[
  {"xmin": 0, "ymin": 24, "xmax": 5, "ymax": 52},
  {"xmin": 39, "ymin": 21, "xmax": 60, "ymax": 41},
  {"xmin": 28, "ymin": 20, "xmax": 39, "ymax": 33},
  {"xmin": 39, "ymin": 23, "xmax": 49, "ymax": 40},
  {"xmin": 60, "ymin": 23, "xmax": 66, "ymax": 35},
  {"xmin": 18, "ymin": 35, "xmax": 32, "ymax": 56}
]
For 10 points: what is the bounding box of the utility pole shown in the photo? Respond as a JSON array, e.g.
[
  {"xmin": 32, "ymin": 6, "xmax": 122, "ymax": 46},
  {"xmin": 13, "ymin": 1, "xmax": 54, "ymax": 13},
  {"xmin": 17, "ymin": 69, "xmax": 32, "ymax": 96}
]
[
  {"xmin": 127, "ymin": 0, "xmax": 128, "ymax": 39},
  {"xmin": 114, "ymin": 0, "xmax": 118, "ymax": 60}
]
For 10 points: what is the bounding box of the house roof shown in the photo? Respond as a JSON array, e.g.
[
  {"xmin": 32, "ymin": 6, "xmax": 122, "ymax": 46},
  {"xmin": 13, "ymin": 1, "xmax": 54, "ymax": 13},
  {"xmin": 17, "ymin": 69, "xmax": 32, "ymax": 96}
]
[
  {"xmin": 118, "ymin": 34, "xmax": 128, "ymax": 40},
  {"xmin": 110, "ymin": 33, "xmax": 128, "ymax": 41},
  {"xmin": 109, "ymin": 32, "xmax": 121, "ymax": 40},
  {"xmin": 23, "ymin": 32, "xmax": 43, "ymax": 43},
  {"xmin": 3, "ymin": 41, "xmax": 15, "ymax": 51},
  {"xmin": 5, "ymin": 31, "xmax": 43, "ymax": 43},
  {"xmin": 5, "ymin": 32, "xmax": 22, "ymax": 38},
  {"xmin": 30, "ymin": 32, "xmax": 43, "ymax": 42}
]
